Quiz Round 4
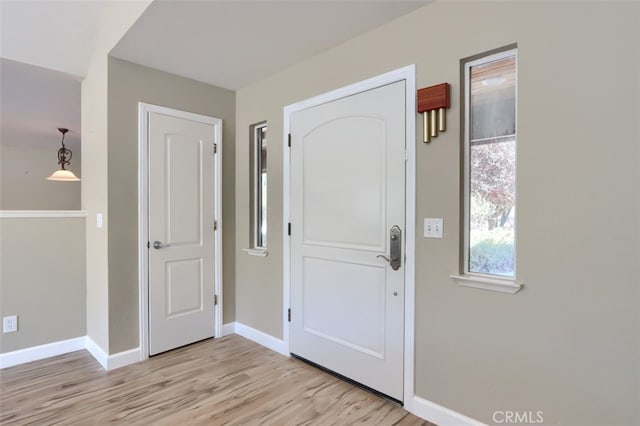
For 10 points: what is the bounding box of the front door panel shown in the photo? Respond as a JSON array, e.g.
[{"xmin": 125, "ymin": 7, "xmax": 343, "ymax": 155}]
[{"xmin": 290, "ymin": 81, "xmax": 406, "ymax": 401}]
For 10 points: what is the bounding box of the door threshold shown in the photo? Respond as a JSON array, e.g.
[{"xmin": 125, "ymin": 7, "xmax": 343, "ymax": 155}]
[
  {"xmin": 291, "ymin": 353, "xmax": 403, "ymax": 406},
  {"xmin": 149, "ymin": 337, "xmax": 215, "ymax": 357}
]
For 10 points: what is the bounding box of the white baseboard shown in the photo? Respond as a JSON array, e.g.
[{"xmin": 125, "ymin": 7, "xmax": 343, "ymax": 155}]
[
  {"xmin": 0, "ymin": 336, "xmax": 141, "ymax": 372},
  {"xmin": 84, "ymin": 336, "xmax": 142, "ymax": 371},
  {"xmin": 0, "ymin": 336, "xmax": 86, "ymax": 369},
  {"xmin": 221, "ymin": 322, "xmax": 236, "ymax": 336},
  {"xmin": 234, "ymin": 322, "xmax": 288, "ymax": 356},
  {"xmin": 84, "ymin": 336, "xmax": 108, "ymax": 369},
  {"xmin": 1, "ymin": 325, "xmax": 282, "ymax": 371},
  {"xmin": 107, "ymin": 347, "xmax": 142, "ymax": 370},
  {"xmin": 411, "ymin": 396, "xmax": 484, "ymax": 426}
]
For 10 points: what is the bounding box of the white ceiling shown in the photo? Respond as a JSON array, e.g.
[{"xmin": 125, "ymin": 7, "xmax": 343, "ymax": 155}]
[
  {"xmin": 110, "ymin": 0, "xmax": 428, "ymax": 90},
  {"xmin": 0, "ymin": 0, "xmax": 107, "ymax": 78},
  {"xmin": 1, "ymin": 0, "xmax": 428, "ymax": 91},
  {"xmin": 0, "ymin": 0, "xmax": 427, "ymax": 149}
]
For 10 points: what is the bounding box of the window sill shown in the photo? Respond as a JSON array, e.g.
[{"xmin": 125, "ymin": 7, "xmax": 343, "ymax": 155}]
[
  {"xmin": 450, "ymin": 274, "xmax": 523, "ymax": 294},
  {"xmin": 242, "ymin": 248, "xmax": 268, "ymax": 257}
]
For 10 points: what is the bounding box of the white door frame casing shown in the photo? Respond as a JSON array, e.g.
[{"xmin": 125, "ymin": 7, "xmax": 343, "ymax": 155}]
[
  {"xmin": 282, "ymin": 65, "xmax": 417, "ymax": 407},
  {"xmin": 138, "ymin": 103, "xmax": 223, "ymax": 360}
]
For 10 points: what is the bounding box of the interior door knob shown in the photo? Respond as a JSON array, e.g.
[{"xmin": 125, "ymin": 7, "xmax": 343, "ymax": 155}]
[{"xmin": 153, "ymin": 241, "xmax": 170, "ymax": 249}]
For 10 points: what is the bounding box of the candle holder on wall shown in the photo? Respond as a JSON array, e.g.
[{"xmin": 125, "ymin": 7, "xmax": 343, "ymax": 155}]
[{"xmin": 417, "ymin": 83, "xmax": 450, "ymax": 143}]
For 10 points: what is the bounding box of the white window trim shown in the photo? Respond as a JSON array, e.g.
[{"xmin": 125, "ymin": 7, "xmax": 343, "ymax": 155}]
[
  {"xmin": 250, "ymin": 122, "xmax": 267, "ymax": 251},
  {"xmin": 457, "ymin": 46, "xmax": 522, "ymax": 294},
  {"xmin": 450, "ymin": 274, "xmax": 522, "ymax": 294},
  {"xmin": 242, "ymin": 248, "xmax": 268, "ymax": 257}
]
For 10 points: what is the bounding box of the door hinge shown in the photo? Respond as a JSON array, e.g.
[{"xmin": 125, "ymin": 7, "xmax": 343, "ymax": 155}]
[
  {"xmin": 288, "ymin": 222, "xmax": 291, "ymax": 236},
  {"xmin": 214, "ymin": 294, "xmax": 218, "ymax": 306},
  {"xmin": 147, "ymin": 241, "xmax": 150, "ymax": 249},
  {"xmin": 214, "ymin": 220, "xmax": 218, "ymax": 231},
  {"xmin": 214, "ymin": 143, "xmax": 218, "ymax": 154},
  {"xmin": 288, "ymin": 308, "xmax": 291, "ymax": 322},
  {"xmin": 288, "ymin": 133, "xmax": 291, "ymax": 148}
]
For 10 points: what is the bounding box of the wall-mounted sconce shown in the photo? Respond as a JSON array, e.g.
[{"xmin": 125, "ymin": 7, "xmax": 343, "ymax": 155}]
[
  {"xmin": 417, "ymin": 83, "xmax": 450, "ymax": 143},
  {"xmin": 46, "ymin": 128, "xmax": 80, "ymax": 181}
]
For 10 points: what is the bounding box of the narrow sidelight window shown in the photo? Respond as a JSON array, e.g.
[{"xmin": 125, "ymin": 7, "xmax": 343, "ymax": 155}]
[
  {"xmin": 250, "ymin": 122, "xmax": 267, "ymax": 248},
  {"xmin": 463, "ymin": 46, "xmax": 517, "ymax": 277}
]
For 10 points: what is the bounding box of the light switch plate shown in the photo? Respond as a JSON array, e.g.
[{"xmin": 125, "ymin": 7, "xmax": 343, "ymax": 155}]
[
  {"xmin": 424, "ymin": 218, "xmax": 443, "ymax": 238},
  {"xmin": 3, "ymin": 315, "xmax": 17, "ymax": 333}
]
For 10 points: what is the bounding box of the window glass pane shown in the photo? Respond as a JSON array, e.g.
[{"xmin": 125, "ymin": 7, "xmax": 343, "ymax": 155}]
[
  {"xmin": 252, "ymin": 123, "xmax": 267, "ymax": 248},
  {"xmin": 469, "ymin": 138, "xmax": 515, "ymax": 276},
  {"xmin": 467, "ymin": 51, "xmax": 516, "ymax": 277},
  {"xmin": 259, "ymin": 126, "xmax": 267, "ymax": 247},
  {"xmin": 470, "ymin": 56, "xmax": 516, "ymax": 141},
  {"xmin": 260, "ymin": 173, "xmax": 267, "ymax": 246}
]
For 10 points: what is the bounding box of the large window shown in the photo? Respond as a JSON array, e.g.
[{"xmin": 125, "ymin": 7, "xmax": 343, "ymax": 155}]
[
  {"xmin": 463, "ymin": 47, "xmax": 517, "ymax": 278},
  {"xmin": 250, "ymin": 122, "xmax": 267, "ymax": 249}
]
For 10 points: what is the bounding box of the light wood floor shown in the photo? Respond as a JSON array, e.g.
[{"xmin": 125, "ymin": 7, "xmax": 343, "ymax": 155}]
[{"xmin": 0, "ymin": 334, "xmax": 434, "ymax": 425}]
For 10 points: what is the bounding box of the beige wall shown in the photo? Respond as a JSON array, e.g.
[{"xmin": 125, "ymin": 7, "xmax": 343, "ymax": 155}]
[
  {"xmin": 107, "ymin": 58, "xmax": 236, "ymax": 353},
  {"xmin": 0, "ymin": 217, "xmax": 86, "ymax": 353},
  {"xmin": 235, "ymin": 2, "xmax": 640, "ymax": 425},
  {"xmin": 0, "ymin": 142, "xmax": 80, "ymax": 210},
  {"xmin": 82, "ymin": 50, "xmax": 110, "ymax": 352},
  {"xmin": 0, "ymin": 58, "xmax": 81, "ymax": 210},
  {"xmin": 82, "ymin": 0, "xmax": 151, "ymax": 354}
]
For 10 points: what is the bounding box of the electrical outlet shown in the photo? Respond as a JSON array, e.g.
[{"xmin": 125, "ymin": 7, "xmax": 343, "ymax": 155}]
[{"xmin": 3, "ymin": 315, "xmax": 18, "ymax": 333}]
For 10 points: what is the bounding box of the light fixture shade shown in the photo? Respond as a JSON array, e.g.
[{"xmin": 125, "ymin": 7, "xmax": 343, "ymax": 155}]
[{"xmin": 47, "ymin": 169, "xmax": 80, "ymax": 181}]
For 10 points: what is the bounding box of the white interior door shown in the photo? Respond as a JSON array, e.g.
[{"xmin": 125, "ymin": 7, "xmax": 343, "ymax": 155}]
[
  {"xmin": 148, "ymin": 111, "xmax": 217, "ymax": 356},
  {"xmin": 290, "ymin": 81, "xmax": 406, "ymax": 401}
]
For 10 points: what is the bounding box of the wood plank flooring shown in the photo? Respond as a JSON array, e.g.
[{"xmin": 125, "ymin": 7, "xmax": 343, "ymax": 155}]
[{"xmin": 0, "ymin": 334, "xmax": 434, "ymax": 425}]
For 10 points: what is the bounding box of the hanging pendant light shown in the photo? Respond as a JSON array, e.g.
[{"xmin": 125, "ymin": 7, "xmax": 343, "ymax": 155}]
[{"xmin": 47, "ymin": 128, "xmax": 80, "ymax": 181}]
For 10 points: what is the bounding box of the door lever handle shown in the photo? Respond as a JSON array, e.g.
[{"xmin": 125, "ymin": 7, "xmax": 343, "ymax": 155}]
[
  {"xmin": 153, "ymin": 241, "xmax": 170, "ymax": 249},
  {"xmin": 377, "ymin": 226, "xmax": 402, "ymax": 271},
  {"xmin": 377, "ymin": 254, "xmax": 400, "ymax": 264}
]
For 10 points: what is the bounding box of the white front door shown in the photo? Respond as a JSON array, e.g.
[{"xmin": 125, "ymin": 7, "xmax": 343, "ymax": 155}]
[
  {"xmin": 148, "ymin": 111, "xmax": 218, "ymax": 356},
  {"xmin": 289, "ymin": 81, "xmax": 406, "ymax": 401}
]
